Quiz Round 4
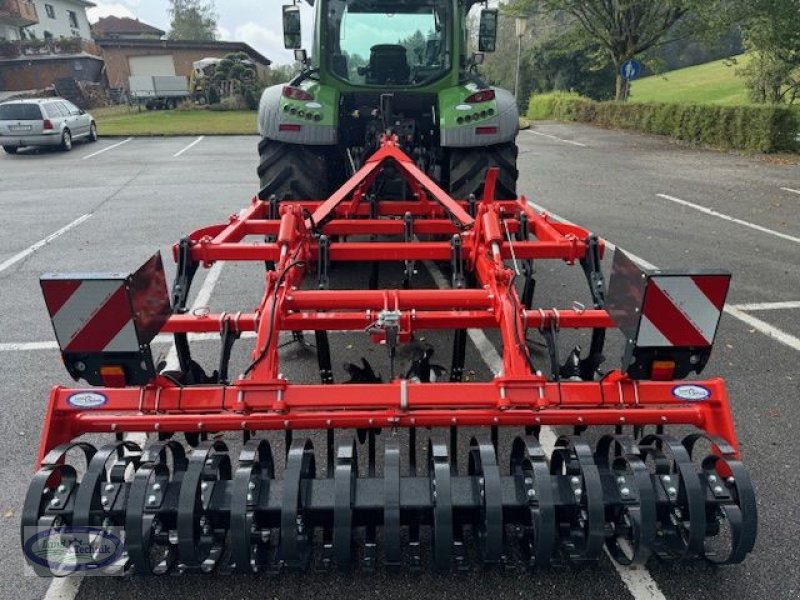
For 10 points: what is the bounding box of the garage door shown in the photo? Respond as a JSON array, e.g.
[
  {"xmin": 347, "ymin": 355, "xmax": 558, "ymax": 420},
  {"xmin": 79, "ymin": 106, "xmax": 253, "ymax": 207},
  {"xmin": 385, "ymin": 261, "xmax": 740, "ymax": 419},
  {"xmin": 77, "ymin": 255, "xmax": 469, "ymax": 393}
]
[{"xmin": 128, "ymin": 55, "xmax": 176, "ymax": 77}]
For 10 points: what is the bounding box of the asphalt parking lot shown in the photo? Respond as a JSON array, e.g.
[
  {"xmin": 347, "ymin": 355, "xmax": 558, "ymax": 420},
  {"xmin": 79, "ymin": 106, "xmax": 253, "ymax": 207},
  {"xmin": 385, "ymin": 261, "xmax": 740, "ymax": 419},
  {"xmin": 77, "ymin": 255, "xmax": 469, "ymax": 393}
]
[{"xmin": 0, "ymin": 125, "xmax": 798, "ymax": 600}]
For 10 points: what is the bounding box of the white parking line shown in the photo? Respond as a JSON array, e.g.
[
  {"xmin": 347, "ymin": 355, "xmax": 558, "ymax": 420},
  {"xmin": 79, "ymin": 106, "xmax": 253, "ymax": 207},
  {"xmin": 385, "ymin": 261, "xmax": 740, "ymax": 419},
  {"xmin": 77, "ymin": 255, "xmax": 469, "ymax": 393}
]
[
  {"xmin": 0, "ymin": 213, "xmax": 91, "ymax": 275},
  {"xmin": 725, "ymin": 305, "xmax": 800, "ymax": 352},
  {"xmin": 528, "ymin": 200, "xmax": 800, "ymax": 353},
  {"xmin": 81, "ymin": 137, "xmax": 132, "ymax": 160},
  {"xmin": 780, "ymin": 187, "xmax": 800, "ymax": 196},
  {"xmin": 657, "ymin": 193, "xmax": 800, "ymax": 244},
  {"xmin": 174, "ymin": 136, "xmax": 205, "ymax": 158},
  {"xmin": 729, "ymin": 300, "xmax": 800, "ymax": 311},
  {"xmin": 528, "ymin": 129, "xmax": 587, "ymax": 147}
]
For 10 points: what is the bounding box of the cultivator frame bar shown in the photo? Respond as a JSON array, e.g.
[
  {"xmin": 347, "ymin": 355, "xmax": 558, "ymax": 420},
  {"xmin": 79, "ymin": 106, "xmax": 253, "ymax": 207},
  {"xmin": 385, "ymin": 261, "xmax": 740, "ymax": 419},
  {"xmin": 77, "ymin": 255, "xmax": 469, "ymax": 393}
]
[{"xmin": 24, "ymin": 137, "xmax": 756, "ymax": 575}]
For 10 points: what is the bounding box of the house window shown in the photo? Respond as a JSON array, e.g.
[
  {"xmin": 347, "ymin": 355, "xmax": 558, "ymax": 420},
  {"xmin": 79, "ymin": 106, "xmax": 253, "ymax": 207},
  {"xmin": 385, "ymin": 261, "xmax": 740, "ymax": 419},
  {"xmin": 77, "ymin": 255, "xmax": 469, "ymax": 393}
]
[
  {"xmin": 68, "ymin": 10, "xmax": 79, "ymax": 28},
  {"xmin": 45, "ymin": 4, "xmax": 55, "ymax": 19}
]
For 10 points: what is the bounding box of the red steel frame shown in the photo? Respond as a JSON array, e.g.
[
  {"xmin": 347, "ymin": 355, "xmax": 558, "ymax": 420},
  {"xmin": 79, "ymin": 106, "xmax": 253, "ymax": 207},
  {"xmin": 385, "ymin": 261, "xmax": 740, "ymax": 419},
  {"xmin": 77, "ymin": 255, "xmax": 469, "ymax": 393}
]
[{"xmin": 35, "ymin": 138, "xmax": 743, "ymax": 467}]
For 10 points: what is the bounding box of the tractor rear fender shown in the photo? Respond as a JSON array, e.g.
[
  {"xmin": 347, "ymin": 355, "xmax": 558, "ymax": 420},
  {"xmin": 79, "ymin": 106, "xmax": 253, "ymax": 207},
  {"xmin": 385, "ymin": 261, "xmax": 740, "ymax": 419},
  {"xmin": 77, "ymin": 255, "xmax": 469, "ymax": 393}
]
[
  {"xmin": 258, "ymin": 83, "xmax": 338, "ymax": 145},
  {"xmin": 439, "ymin": 86, "xmax": 518, "ymax": 148}
]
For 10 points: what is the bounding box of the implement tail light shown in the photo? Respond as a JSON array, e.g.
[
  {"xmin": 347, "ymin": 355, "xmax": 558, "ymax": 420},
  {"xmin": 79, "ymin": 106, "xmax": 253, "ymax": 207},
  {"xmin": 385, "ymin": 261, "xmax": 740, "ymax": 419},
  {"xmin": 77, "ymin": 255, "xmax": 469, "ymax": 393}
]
[
  {"xmin": 279, "ymin": 123, "xmax": 302, "ymax": 132},
  {"xmin": 465, "ymin": 89, "xmax": 495, "ymax": 103},
  {"xmin": 42, "ymin": 119, "xmax": 54, "ymax": 131},
  {"xmin": 282, "ymin": 86, "xmax": 313, "ymax": 101},
  {"xmin": 475, "ymin": 126, "xmax": 498, "ymax": 135},
  {"xmin": 100, "ymin": 365, "xmax": 127, "ymax": 388},
  {"xmin": 607, "ymin": 250, "xmax": 731, "ymax": 381},
  {"xmin": 650, "ymin": 360, "xmax": 676, "ymax": 381}
]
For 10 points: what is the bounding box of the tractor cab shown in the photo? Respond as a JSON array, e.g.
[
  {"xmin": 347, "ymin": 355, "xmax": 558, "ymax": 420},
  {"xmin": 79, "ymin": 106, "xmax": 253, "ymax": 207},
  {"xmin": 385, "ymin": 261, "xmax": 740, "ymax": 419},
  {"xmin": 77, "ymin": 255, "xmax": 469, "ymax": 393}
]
[{"xmin": 284, "ymin": 0, "xmax": 498, "ymax": 90}]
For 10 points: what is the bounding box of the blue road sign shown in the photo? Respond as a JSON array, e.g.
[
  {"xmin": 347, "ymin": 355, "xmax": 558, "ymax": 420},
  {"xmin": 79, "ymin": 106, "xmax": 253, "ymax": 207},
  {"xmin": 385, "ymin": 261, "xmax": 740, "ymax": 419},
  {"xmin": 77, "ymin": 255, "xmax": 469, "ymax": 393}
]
[{"xmin": 621, "ymin": 59, "xmax": 643, "ymax": 81}]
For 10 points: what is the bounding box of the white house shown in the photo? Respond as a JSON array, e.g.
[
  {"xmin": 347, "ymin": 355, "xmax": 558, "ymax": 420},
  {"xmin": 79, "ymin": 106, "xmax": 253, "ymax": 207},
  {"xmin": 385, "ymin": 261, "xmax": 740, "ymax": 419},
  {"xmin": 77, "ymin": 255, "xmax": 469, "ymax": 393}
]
[{"xmin": 0, "ymin": 0, "xmax": 93, "ymax": 41}]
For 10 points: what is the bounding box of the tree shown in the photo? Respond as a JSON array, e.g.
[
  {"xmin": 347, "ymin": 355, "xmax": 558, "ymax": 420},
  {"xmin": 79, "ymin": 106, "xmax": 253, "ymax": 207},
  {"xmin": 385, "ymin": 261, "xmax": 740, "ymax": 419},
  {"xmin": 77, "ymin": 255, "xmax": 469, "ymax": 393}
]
[
  {"xmin": 737, "ymin": 0, "xmax": 800, "ymax": 105},
  {"xmin": 510, "ymin": 0, "xmax": 731, "ymax": 100},
  {"xmin": 168, "ymin": 0, "xmax": 217, "ymax": 41}
]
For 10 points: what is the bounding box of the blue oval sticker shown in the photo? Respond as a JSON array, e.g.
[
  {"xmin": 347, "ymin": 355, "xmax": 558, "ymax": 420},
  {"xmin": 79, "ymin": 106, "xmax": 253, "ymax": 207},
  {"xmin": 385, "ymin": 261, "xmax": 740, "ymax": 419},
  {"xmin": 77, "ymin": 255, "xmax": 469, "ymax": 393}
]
[
  {"xmin": 671, "ymin": 385, "xmax": 711, "ymax": 402},
  {"xmin": 68, "ymin": 392, "xmax": 107, "ymax": 409}
]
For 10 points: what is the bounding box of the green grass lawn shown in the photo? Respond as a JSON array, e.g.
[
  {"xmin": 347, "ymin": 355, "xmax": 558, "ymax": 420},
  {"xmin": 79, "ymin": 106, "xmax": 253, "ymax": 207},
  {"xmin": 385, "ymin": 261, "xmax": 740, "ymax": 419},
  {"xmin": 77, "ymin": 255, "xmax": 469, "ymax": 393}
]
[
  {"xmin": 630, "ymin": 55, "xmax": 751, "ymax": 105},
  {"xmin": 94, "ymin": 106, "xmax": 258, "ymax": 136}
]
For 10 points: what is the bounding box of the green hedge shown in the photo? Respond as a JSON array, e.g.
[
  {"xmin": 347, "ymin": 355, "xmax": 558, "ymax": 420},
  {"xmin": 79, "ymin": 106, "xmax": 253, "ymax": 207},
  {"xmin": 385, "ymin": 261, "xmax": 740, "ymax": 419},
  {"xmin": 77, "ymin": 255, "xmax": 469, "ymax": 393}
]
[{"xmin": 527, "ymin": 93, "xmax": 799, "ymax": 153}]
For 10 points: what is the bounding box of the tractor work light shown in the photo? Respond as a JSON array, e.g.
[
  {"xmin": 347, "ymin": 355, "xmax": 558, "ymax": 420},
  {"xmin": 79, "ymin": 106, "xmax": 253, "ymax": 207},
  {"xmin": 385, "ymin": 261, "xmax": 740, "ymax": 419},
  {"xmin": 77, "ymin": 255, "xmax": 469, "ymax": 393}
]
[
  {"xmin": 607, "ymin": 249, "xmax": 731, "ymax": 381},
  {"xmin": 40, "ymin": 252, "xmax": 171, "ymax": 387}
]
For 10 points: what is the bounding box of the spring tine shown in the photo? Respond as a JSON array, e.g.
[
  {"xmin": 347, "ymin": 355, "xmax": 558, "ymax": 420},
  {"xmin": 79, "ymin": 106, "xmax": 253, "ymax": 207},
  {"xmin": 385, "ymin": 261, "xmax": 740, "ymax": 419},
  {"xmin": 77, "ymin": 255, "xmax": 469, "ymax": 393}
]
[
  {"xmin": 490, "ymin": 425, "xmax": 499, "ymax": 455},
  {"xmin": 333, "ymin": 440, "xmax": 357, "ymax": 570},
  {"xmin": 428, "ymin": 436, "xmax": 453, "ymax": 572},
  {"xmin": 280, "ymin": 438, "xmax": 315, "ymax": 569},
  {"xmin": 449, "ymin": 329, "xmax": 467, "ymax": 382},
  {"xmin": 383, "ymin": 437, "xmax": 402, "ymax": 570}
]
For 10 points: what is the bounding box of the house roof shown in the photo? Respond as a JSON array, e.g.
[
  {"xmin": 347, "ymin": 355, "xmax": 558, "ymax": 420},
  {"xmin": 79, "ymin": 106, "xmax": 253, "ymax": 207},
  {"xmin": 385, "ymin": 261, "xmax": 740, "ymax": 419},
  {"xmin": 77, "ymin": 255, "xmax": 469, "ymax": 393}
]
[
  {"xmin": 94, "ymin": 38, "xmax": 272, "ymax": 67},
  {"xmin": 92, "ymin": 16, "xmax": 166, "ymax": 37}
]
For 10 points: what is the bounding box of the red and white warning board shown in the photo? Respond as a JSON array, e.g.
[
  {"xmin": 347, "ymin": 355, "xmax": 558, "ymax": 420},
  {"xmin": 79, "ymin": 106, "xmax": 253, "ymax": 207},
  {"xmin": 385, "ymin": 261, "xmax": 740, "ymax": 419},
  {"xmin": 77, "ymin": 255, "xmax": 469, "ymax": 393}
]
[
  {"xmin": 637, "ymin": 275, "xmax": 730, "ymax": 348},
  {"xmin": 41, "ymin": 278, "xmax": 141, "ymax": 353}
]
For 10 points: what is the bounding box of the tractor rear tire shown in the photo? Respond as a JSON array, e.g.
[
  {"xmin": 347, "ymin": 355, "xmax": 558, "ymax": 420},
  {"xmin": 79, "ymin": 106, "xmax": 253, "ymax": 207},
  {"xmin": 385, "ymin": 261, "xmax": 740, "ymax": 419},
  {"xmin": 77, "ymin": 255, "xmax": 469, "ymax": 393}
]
[
  {"xmin": 448, "ymin": 142, "xmax": 518, "ymax": 200},
  {"xmin": 257, "ymin": 138, "xmax": 330, "ymax": 201}
]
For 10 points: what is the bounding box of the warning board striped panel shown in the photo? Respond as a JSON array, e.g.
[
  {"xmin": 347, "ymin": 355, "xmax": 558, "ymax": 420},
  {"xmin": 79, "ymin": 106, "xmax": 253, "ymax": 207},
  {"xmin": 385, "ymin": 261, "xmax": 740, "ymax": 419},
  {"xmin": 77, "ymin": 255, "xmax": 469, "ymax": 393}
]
[
  {"xmin": 41, "ymin": 278, "xmax": 140, "ymax": 353},
  {"xmin": 637, "ymin": 275, "xmax": 729, "ymax": 348}
]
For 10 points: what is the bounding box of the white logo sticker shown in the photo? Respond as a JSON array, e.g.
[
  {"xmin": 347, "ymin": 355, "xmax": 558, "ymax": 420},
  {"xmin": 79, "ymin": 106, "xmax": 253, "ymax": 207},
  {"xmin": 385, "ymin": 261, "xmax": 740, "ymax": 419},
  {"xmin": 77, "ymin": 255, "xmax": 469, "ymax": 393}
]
[
  {"xmin": 68, "ymin": 392, "xmax": 108, "ymax": 409},
  {"xmin": 305, "ymin": 101, "xmax": 322, "ymax": 109},
  {"xmin": 455, "ymin": 104, "xmax": 472, "ymax": 111},
  {"xmin": 671, "ymin": 385, "xmax": 711, "ymax": 402}
]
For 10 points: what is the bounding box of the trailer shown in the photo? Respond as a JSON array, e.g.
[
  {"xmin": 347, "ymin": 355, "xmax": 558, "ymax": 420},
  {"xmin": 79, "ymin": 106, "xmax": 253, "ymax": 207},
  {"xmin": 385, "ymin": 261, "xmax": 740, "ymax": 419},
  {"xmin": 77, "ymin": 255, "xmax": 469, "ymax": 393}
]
[{"xmin": 129, "ymin": 75, "xmax": 190, "ymax": 110}]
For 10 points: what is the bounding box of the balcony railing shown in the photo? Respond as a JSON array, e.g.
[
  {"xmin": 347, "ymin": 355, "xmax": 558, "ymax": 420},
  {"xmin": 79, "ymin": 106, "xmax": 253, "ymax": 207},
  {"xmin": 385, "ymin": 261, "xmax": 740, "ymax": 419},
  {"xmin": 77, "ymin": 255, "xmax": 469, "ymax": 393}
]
[
  {"xmin": 0, "ymin": 38, "xmax": 102, "ymax": 59},
  {"xmin": 0, "ymin": 0, "xmax": 39, "ymax": 27}
]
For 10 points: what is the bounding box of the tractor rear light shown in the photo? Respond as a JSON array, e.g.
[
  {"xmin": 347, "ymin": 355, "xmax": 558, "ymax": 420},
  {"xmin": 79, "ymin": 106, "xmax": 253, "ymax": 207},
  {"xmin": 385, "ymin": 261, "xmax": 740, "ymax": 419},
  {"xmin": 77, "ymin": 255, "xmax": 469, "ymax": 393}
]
[
  {"xmin": 282, "ymin": 86, "xmax": 313, "ymax": 101},
  {"xmin": 100, "ymin": 365, "xmax": 127, "ymax": 388},
  {"xmin": 475, "ymin": 126, "xmax": 498, "ymax": 135},
  {"xmin": 42, "ymin": 119, "xmax": 54, "ymax": 131},
  {"xmin": 650, "ymin": 360, "xmax": 676, "ymax": 381},
  {"xmin": 465, "ymin": 90, "xmax": 495, "ymax": 103},
  {"xmin": 279, "ymin": 123, "xmax": 302, "ymax": 132}
]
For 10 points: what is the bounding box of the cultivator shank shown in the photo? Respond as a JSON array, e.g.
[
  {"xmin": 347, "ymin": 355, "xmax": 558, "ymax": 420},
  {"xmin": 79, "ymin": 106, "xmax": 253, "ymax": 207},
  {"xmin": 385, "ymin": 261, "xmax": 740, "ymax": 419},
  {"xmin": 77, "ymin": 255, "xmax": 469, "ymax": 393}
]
[{"xmin": 23, "ymin": 138, "xmax": 756, "ymax": 575}]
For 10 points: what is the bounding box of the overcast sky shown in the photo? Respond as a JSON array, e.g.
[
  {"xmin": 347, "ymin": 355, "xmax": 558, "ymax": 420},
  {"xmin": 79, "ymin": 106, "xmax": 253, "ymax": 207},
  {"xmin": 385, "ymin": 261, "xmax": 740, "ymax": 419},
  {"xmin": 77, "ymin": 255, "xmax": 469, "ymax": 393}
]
[{"xmin": 87, "ymin": 1, "xmax": 316, "ymax": 65}]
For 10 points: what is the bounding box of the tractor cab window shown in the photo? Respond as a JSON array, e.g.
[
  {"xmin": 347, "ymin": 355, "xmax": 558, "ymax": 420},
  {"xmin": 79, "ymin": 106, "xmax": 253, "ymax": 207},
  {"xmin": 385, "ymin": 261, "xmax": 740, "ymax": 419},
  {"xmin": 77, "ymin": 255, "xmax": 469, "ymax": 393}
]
[{"xmin": 326, "ymin": 0, "xmax": 451, "ymax": 87}]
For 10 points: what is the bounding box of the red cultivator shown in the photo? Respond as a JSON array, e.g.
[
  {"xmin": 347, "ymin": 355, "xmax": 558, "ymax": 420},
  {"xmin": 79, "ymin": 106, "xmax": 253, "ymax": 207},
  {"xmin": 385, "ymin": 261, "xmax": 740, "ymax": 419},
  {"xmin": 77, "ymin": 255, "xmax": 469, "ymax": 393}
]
[{"xmin": 23, "ymin": 138, "xmax": 756, "ymax": 575}]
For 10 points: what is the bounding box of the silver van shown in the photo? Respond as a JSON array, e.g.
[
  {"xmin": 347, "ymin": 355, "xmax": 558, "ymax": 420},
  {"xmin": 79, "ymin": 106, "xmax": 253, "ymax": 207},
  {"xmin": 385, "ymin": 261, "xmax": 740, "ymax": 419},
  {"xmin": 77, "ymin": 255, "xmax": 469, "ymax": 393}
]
[{"xmin": 0, "ymin": 98, "xmax": 97, "ymax": 154}]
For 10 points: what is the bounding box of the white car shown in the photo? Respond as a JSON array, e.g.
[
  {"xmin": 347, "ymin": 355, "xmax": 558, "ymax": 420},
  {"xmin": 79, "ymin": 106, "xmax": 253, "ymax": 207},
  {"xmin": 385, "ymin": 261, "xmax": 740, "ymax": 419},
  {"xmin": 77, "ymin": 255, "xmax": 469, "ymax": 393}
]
[{"xmin": 0, "ymin": 98, "xmax": 97, "ymax": 154}]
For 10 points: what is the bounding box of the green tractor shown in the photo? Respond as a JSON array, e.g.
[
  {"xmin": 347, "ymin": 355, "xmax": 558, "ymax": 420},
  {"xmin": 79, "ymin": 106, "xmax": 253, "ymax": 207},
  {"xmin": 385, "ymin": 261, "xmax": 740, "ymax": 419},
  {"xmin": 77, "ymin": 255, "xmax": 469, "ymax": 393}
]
[{"xmin": 257, "ymin": 0, "xmax": 519, "ymax": 201}]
